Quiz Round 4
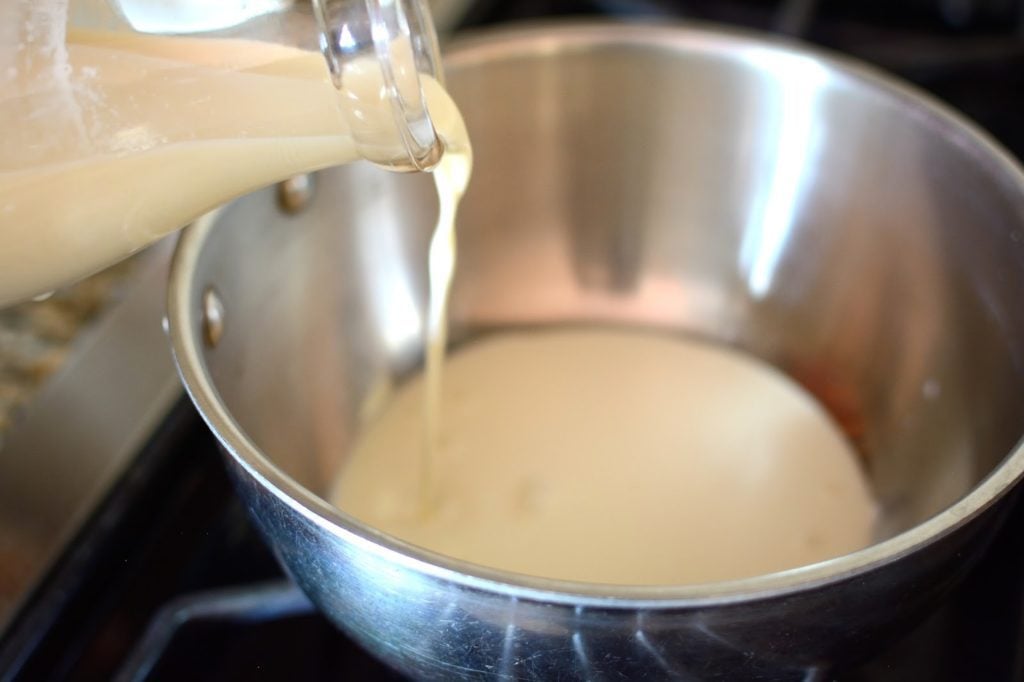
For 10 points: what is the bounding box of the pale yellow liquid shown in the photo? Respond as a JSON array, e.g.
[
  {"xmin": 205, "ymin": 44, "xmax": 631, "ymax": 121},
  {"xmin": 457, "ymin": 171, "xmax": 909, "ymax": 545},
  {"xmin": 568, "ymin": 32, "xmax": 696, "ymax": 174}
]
[
  {"xmin": 422, "ymin": 146, "xmax": 471, "ymax": 511},
  {"xmin": 333, "ymin": 329, "xmax": 877, "ymax": 585},
  {"xmin": 0, "ymin": 29, "xmax": 468, "ymax": 306}
]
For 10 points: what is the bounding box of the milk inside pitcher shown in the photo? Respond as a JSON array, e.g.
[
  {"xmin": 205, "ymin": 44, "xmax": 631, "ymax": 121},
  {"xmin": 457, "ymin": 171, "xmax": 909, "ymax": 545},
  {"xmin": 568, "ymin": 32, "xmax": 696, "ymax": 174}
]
[{"xmin": 0, "ymin": 0, "xmax": 445, "ymax": 307}]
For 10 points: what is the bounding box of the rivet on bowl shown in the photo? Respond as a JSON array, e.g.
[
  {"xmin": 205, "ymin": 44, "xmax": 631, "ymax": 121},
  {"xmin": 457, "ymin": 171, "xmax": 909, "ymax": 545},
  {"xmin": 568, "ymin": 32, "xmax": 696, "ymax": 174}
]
[
  {"xmin": 201, "ymin": 287, "xmax": 225, "ymax": 348},
  {"xmin": 276, "ymin": 174, "xmax": 314, "ymax": 214}
]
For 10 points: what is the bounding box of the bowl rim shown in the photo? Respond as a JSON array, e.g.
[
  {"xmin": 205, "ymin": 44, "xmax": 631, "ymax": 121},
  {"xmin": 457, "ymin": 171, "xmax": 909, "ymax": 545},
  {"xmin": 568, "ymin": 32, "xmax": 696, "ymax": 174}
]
[{"xmin": 167, "ymin": 20, "xmax": 1024, "ymax": 607}]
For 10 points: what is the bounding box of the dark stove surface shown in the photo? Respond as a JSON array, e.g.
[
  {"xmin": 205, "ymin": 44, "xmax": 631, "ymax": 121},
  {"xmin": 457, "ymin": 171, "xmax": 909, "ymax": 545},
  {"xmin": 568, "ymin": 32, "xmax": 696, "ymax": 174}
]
[{"xmin": 3, "ymin": 1, "xmax": 1024, "ymax": 680}]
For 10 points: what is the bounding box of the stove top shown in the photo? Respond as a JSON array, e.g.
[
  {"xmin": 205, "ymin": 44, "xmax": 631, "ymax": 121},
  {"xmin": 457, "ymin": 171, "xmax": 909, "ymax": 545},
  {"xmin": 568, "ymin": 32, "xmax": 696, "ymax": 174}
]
[{"xmin": 2, "ymin": 1, "xmax": 1023, "ymax": 680}]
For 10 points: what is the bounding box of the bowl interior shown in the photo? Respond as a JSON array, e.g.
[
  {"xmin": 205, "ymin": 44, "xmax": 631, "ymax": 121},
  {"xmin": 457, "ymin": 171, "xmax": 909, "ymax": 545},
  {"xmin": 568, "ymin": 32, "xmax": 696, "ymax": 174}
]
[{"xmin": 180, "ymin": 26, "xmax": 1024, "ymax": 562}]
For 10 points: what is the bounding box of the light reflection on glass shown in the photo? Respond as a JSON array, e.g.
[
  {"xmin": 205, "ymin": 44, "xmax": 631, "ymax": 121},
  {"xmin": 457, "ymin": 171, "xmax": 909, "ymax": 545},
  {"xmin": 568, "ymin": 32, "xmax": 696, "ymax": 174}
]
[{"xmin": 114, "ymin": 0, "xmax": 291, "ymax": 34}]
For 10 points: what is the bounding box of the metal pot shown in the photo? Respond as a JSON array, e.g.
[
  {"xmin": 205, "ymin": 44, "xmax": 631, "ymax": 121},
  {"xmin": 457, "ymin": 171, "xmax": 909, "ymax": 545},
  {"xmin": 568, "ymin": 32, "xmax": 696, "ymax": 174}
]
[{"xmin": 167, "ymin": 23, "xmax": 1024, "ymax": 680}]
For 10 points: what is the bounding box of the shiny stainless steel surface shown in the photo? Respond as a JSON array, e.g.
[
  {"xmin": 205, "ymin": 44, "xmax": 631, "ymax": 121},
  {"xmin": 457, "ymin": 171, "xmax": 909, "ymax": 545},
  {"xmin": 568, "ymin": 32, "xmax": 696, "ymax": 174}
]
[
  {"xmin": 168, "ymin": 23, "xmax": 1024, "ymax": 678},
  {"xmin": 0, "ymin": 239, "xmax": 182, "ymax": 631}
]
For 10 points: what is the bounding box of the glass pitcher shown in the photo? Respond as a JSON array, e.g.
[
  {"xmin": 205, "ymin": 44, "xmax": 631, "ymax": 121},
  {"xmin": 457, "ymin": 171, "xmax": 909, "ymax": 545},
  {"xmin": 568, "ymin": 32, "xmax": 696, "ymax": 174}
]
[{"xmin": 0, "ymin": 0, "xmax": 448, "ymax": 306}]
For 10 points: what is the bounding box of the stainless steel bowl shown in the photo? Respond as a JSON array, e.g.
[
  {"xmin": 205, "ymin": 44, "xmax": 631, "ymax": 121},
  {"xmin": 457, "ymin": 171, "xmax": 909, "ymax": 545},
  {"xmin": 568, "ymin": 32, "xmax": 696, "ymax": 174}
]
[{"xmin": 168, "ymin": 22, "xmax": 1024, "ymax": 679}]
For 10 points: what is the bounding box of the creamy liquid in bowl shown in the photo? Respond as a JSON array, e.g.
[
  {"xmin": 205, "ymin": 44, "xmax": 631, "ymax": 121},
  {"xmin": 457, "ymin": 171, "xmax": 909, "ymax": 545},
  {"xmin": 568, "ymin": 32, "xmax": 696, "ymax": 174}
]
[{"xmin": 332, "ymin": 329, "xmax": 878, "ymax": 585}]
